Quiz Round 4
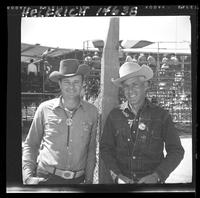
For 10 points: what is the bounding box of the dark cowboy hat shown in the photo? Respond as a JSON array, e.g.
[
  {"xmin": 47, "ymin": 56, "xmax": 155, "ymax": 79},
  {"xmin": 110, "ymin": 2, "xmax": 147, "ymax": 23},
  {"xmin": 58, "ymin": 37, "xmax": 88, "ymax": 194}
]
[{"xmin": 49, "ymin": 59, "xmax": 90, "ymax": 82}]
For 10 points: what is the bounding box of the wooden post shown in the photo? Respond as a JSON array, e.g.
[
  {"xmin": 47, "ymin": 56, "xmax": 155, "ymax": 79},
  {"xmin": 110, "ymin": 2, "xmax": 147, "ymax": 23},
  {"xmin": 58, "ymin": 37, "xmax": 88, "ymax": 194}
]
[{"xmin": 98, "ymin": 17, "xmax": 120, "ymax": 184}]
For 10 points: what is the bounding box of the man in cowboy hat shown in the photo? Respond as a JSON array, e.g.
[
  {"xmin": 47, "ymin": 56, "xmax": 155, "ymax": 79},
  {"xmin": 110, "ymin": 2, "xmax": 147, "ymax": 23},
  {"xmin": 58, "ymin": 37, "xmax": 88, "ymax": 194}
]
[
  {"xmin": 100, "ymin": 62, "xmax": 184, "ymax": 184},
  {"xmin": 22, "ymin": 59, "xmax": 98, "ymax": 184}
]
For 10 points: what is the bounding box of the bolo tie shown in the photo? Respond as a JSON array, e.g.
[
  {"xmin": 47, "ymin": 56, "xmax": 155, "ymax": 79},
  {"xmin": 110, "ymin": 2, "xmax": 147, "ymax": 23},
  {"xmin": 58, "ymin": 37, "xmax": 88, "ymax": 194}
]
[{"xmin": 62, "ymin": 104, "xmax": 80, "ymax": 148}]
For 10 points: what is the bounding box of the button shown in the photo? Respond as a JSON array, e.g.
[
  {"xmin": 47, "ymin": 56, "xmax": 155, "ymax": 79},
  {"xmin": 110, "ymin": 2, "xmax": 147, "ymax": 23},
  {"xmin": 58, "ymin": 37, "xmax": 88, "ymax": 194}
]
[
  {"xmin": 133, "ymin": 131, "xmax": 136, "ymax": 133},
  {"xmin": 132, "ymin": 156, "xmax": 136, "ymax": 159},
  {"xmin": 127, "ymin": 138, "xmax": 130, "ymax": 141}
]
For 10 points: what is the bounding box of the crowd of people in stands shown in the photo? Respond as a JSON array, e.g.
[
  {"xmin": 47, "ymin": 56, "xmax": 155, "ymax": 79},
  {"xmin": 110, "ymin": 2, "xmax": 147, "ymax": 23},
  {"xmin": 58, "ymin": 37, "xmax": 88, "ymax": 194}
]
[
  {"xmin": 124, "ymin": 52, "xmax": 181, "ymax": 69},
  {"xmin": 21, "ymin": 52, "xmax": 188, "ymax": 103},
  {"xmin": 21, "ymin": 59, "xmax": 58, "ymax": 93},
  {"xmin": 84, "ymin": 51, "xmax": 101, "ymax": 70}
]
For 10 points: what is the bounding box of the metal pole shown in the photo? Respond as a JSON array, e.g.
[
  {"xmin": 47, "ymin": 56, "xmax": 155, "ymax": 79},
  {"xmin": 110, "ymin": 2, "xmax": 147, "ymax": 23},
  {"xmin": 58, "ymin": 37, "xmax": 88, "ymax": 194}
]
[
  {"xmin": 181, "ymin": 56, "xmax": 185, "ymax": 94},
  {"xmin": 42, "ymin": 61, "xmax": 45, "ymax": 100},
  {"xmin": 83, "ymin": 41, "xmax": 85, "ymax": 60},
  {"xmin": 156, "ymin": 42, "xmax": 160, "ymax": 99}
]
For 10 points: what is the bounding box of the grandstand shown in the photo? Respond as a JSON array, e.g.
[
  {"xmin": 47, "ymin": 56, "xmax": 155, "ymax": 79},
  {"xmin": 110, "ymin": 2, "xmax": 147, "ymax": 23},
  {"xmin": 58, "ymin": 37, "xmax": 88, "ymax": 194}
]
[{"xmin": 21, "ymin": 40, "xmax": 192, "ymax": 138}]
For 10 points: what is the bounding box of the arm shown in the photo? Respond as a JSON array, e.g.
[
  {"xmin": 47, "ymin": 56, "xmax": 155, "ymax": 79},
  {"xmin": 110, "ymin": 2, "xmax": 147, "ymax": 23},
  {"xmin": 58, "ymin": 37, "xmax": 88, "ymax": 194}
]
[
  {"xmin": 22, "ymin": 104, "xmax": 45, "ymax": 184},
  {"xmin": 84, "ymin": 110, "xmax": 98, "ymax": 184},
  {"xmin": 100, "ymin": 114, "xmax": 122, "ymax": 179},
  {"xmin": 155, "ymin": 112, "xmax": 185, "ymax": 182}
]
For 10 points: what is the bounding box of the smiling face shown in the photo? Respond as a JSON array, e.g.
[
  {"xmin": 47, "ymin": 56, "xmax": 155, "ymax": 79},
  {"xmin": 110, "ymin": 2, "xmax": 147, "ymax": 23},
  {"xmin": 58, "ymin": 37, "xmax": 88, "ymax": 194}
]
[
  {"xmin": 59, "ymin": 75, "xmax": 83, "ymax": 100},
  {"xmin": 122, "ymin": 76, "xmax": 148, "ymax": 108}
]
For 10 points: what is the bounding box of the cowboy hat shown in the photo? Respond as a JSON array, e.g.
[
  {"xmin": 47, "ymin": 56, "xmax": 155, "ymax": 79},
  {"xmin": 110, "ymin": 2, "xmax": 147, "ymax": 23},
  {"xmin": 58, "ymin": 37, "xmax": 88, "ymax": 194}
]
[
  {"xmin": 111, "ymin": 62, "xmax": 153, "ymax": 87},
  {"xmin": 49, "ymin": 59, "xmax": 90, "ymax": 82}
]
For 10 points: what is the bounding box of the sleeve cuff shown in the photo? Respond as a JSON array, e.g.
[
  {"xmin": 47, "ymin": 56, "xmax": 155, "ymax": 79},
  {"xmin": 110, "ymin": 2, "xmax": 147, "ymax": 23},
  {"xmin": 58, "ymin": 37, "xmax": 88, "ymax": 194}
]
[
  {"xmin": 110, "ymin": 170, "xmax": 121, "ymax": 183},
  {"xmin": 154, "ymin": 169, "xmax": 167, "ymax": 183}
]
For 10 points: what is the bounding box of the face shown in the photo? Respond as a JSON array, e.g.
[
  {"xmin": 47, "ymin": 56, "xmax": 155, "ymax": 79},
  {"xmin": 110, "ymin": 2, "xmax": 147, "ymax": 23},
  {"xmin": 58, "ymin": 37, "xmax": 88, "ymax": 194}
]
[
  {"xmin": 59, "ymin": 75, "xmax": 83, "ymax": 99},
  {"xmin": 122, "ymin": 76, "xmax": 148, "ymax": 107}
]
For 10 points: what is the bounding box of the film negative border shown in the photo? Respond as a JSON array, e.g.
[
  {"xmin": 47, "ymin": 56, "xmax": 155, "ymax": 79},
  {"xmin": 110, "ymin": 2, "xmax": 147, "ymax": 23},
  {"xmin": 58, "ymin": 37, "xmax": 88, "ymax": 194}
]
[{"xmin": 7, "ymin": 5, "xmax": 198, "ymax": 17}]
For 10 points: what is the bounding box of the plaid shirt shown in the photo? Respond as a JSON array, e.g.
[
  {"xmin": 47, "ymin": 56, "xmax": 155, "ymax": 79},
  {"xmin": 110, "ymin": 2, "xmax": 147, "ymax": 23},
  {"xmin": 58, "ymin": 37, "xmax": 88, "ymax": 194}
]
[
  {"xmin": 100, "ymin": 98, "xmax": 184, "ymax": 183},
  {"xmin": 22, "ymin": 96, "xmax": 98, "ymax": 184}
]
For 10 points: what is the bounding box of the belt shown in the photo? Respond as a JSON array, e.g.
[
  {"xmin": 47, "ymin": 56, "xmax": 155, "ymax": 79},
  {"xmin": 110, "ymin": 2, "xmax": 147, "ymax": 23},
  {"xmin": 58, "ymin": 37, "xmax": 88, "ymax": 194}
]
[
  {"xmin": 131, "ymin": 170, "xmax": 153, "ymax": 182},
  {"xmin": 44, "ymin": 166, "xmax": 85, "ymax": 180}
]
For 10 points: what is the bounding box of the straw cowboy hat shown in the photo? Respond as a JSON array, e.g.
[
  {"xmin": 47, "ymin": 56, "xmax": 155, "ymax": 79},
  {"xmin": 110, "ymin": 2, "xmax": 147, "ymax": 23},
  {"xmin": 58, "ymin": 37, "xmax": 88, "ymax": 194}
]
[
  {"xmin": 111, "ymin": 62, "xmax": 153, "ymax": 87},
  {"xmin": 49, "ymin": 59, "xmax": 90, "ymax": 82}
]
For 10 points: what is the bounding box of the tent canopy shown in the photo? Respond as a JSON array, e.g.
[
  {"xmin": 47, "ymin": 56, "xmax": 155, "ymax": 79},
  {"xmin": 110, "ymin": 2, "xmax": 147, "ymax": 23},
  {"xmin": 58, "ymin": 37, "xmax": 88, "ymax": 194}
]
[
  {"xmin": 22, "ymin": 40, "xmax": 191, "ymax": 64},
  {"xmin": 21, "ymin": 43, "xmax": 75, "ymax": 63},
  {"xmin": 119, "ymin": 40, "xmax": 154, "ymax": 49},
  {"xmin": 120, "ymin": 41, "xmax": 191, "ymax": 55}
]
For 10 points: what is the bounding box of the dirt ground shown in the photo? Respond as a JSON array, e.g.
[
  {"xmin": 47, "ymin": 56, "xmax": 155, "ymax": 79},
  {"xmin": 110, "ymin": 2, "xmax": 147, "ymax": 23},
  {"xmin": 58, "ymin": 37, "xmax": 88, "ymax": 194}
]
[
  {"xmin": 165, "ymin": 135, "xmax": 193, "ymax": 183},
  {"xmin": 22, "ymin": 133, "xmax": 193, "ymax": 184}
]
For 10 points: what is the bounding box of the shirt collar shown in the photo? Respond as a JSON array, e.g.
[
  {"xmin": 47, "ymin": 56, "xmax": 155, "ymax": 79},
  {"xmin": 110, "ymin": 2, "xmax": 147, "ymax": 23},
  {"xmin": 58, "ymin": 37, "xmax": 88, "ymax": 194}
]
[
  {"xmin": 120, "ymin": 100, "xmax": 129, "ymax": 111},
  {"xmin": 52, "ymin": 95, "xmax": 62, "ymax": 110},
  {"xmin": 52, "ymin": 95, "xmax": 84, "ymax": 111},
  {"xmin": 120, "ymin": 97, "xmax": 152, "ymax": 112}
]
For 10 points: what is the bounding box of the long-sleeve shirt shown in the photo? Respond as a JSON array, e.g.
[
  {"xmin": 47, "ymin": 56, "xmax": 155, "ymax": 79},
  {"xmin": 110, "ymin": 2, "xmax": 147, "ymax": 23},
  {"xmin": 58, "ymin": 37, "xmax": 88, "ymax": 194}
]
[
  {"xmin": 100, "ymin": 98, "xmax": 184, "ymax": 183},
  {"xmin": 27, "ymin": 63, "xmax": 37, "ymax": 75},
  {"xmin": 22, "ymin": 96, "xmax": 98, "ymax": 184}
]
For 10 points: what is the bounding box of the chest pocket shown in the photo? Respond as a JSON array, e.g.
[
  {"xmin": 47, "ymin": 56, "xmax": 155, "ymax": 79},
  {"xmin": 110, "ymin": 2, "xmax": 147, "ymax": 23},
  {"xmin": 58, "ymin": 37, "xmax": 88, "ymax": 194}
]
[
  {"xmin": 135, "ymin": 119, "xmax": 151, "ymax": 151},
  {"xmin": 114, "ymin": 126, "xmax": 129, "ymax": 148},
  {"xmin": 81, "ymin": 121, "xmax": 92, "ymax": 140},
  {"xmin": 45, "ymin": 117, "xmax": 63, "ymax": 133},
  {"xmin": 148, "ymin": 119, "xmax": 163, "ymax": 152}
]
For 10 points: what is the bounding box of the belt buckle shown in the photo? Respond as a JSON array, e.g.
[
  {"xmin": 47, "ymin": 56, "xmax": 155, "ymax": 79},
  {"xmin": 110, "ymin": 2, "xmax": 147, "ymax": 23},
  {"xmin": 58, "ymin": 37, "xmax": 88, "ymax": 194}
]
[{"xmin": 61, "ymin": 170, "xmax": 74, "ymax": 179}]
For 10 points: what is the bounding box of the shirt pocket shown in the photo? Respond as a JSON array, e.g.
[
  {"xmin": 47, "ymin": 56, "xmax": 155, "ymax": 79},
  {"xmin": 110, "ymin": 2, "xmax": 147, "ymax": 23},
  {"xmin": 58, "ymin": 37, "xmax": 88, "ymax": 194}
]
[
  {"xmin": 45, "ymin": 118, "xmax": 63, "ymax": 134},
  {"xmin": 115, "ymin": 127, "xmax": 128, "ymax": 148},
  {"xmin": 81, "ymin": 121, "xmax": 92, "ymax": 140},
  {"xmin": 148, "ymin": 120, "xmax": 163, "ymax": 152},
  {"xmin": 137, "ymin": 132, "xmax": 148, "ymax": 149}
]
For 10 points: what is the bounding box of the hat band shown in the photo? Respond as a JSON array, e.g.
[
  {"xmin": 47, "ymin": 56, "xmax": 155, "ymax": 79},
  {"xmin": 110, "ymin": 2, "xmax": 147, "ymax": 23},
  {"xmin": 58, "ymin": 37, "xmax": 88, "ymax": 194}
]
[{"xmin": 64, "ymin": 73, "xmax": 76, "ymax": 76}]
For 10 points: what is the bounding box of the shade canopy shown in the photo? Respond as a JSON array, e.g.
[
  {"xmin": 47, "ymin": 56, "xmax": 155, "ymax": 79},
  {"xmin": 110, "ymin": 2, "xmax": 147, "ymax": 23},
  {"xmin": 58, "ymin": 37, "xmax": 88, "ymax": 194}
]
[
  {"xmin": 121, "ymin": 41, "xmax": 191, "ymax": 55},
  {"xmin": 119, "ymin": 40, "xmax": 154, "ymax": 49},
  {"xmin": 92, "ymin": 40, "xmax": 104, "ymax": 49},
  {"xmin": 21, "ymin": 43, "xmax": 74, "ymax": 63}
]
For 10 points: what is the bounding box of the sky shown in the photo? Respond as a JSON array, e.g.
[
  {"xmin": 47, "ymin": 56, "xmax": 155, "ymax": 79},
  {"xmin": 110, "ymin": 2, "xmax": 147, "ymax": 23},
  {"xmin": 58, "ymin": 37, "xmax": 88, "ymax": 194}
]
[{"xmin": 21, "ymin": 16, "xmax": 191, "ymax": 50}]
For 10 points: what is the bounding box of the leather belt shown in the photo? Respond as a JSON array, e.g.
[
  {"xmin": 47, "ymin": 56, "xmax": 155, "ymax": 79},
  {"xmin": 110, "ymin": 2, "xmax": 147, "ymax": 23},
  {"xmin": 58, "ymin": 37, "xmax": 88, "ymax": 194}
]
[{"xmin": 44, "ymin": 166, "xmax": 84, "ymax": 179}]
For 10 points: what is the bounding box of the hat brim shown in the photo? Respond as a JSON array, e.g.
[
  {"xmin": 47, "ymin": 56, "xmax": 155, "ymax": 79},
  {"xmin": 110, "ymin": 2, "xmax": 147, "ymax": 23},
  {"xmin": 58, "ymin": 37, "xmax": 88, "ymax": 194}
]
[
  {"xmin": 49, "ymin": 64, "xmax": 90, "ymax": 82},
  {"xmin": 111, "ymin": 65, "xmax": 153, "ymax": 87}
]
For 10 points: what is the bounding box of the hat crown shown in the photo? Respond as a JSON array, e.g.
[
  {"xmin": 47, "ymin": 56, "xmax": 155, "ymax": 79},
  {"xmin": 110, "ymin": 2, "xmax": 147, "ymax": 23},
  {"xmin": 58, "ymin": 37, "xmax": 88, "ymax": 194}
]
[
  {"xmin": 119, "ymin": 62, "xmax": 141, "ymax": 78},
  {"xmin": 49, "ymin": 59, "xmax": 90, "ymax": 82},
  {"xmin": 112, "ymin": 61, "xmax": 153, "ymax": 87},
  {"xmin": 60, "ymin": 59, "xmax": 80, "ymax": 75}
]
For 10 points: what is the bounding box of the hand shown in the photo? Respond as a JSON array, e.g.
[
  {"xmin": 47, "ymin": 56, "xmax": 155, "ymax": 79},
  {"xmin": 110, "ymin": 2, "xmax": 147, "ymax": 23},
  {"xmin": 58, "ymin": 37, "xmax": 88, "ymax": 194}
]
[
  {"xmin": 117, "ymin": 174, "xmax": 133, "ymax": 184},
  {"xmin": 25, "ymin": 176, "xmax": 47, "ymax": 184},
  {"xmin": 84, "ymin": 180, "xmax": 92, "ymax": 184},
  {"xmin": 137, "ymin": 172, "xmax": 160, "ymax": 184}
]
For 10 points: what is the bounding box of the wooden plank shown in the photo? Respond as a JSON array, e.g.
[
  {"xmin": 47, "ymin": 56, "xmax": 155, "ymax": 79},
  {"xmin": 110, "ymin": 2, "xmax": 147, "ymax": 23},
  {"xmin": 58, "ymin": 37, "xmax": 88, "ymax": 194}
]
[{"xmin": 98, "ymin": 17, "xmax": 120, "ymax": 184}]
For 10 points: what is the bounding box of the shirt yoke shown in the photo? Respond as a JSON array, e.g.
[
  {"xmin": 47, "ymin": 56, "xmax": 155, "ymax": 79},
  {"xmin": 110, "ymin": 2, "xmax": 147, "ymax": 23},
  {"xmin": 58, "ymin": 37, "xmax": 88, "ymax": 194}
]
[{"xmin": 37, "ymin": 98, "xmax": 98, "ymax": 122}]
